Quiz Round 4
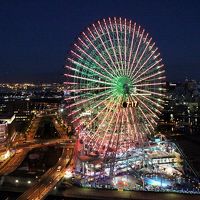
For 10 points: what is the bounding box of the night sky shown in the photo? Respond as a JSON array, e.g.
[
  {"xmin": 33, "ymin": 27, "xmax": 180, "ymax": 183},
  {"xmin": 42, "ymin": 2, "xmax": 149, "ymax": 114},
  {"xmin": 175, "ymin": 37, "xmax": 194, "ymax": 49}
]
[{"xmin": 0, "ymin": 0, "xmax": 200, "ymax": 83}]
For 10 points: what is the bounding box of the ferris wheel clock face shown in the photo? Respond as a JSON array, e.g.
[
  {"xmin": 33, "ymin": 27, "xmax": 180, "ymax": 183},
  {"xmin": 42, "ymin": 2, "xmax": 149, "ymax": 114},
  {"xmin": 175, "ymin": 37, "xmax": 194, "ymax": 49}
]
[{"xmin": 65, "ymin": 17, "xmax": 165, "ymax": 153}]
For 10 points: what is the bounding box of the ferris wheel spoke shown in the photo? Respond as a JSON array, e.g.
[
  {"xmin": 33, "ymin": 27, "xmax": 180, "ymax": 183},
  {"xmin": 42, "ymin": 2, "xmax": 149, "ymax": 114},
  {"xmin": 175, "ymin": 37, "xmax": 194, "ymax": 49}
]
[
  {"xmin": 67, "ymin": 56, "xmax": 112, "ymax": 81},
  {"xmin": 128, "ymin": 108, "xmax": 138, "ymax": 141},
  {"xmin": 138, "ymin": 106, "xmax": 155, "ymax": 130},
  {"xmin": 129, "ymin": 27, "xmax": 145, "ymax": 76},
  {"xmin": 124, "ymin": 108, "xmax": 137, "ymax": 141},
  {"xmin": 78, "ymin": 37, "xmax": 89, "ymax": 49},
  {"xmin": 136, "ymin": 87, "xmax": 165, "ymax": 98},
  {"xmin": 140, "ymin": 121, "xmax": 153, "ymax": 135},
  {"xmin": 136, "ymin": 99, "xmax": 160, "ymax": 120},
  {"xmin": 133, "ymin": 70, "xmax": 165, "ymax": 85},
  {"xmin": 66, "ymin": 86, "xmax": 112, "ymax": 93},
  {"xmin": 114, "ymin": 17, "xmax": 124, "ymax": 75},
  {"xmin": 134, "ymin": 82, "xmax": 165, "ymax": 87},
  {"xmin": 125, "ymin": 97, "xmax": 136, "ymax": 129},
  {"xmin": 107, "ymin": 105, "xmax": 121, "ymax": 150},
  {"xmin": 66, "ymin": 89, "xmax": 112, "ymax": 109},
  {"xmin": 134, "ymin": 95, "xmax": 159, "ymax": 120},
  {"xmin": 131, "ymin": 47, "xmax": 159, "ymax": 80},
  {"xmin": 145, "ymin": 123, "xmax": 153, "ymax": 135},
  {"xmin": 139, "ymin": 87, "xmax": 165, "ymax": 93},
  {"xmin": 65, "ymin": 72, "xmax": 113, "ymax": 86},
  {"xmin": 127, "ymin": 22, "xmax": 136, "ymax": 70},
  {"xmin": 130, "ymin": 44, "xmax": 156, "ymax": 80},
  {"xmin": 130, "ymin": 37, "xmax": 152, "ymax": 78},
  {"xmin": 109, "ymin": 107, "xmax": 122, "ymax": 151},
  {"xmin": 103, "ymin": 18, "xmax": 121, "ymax": 74},
  {"xmin": 135, "ymin": 79, "xmax": 166, "ymax": 91},
  {"xmin": 68, "ymin": 57, "xmax": 113, "ymax": 82},
  {"xmin": 75, "ymin": 100, "xmax": 113, "ymax": 137},
  {"xmin": 128, "ymin": 107, "xmax": 143, "ymax": 142},
  {"xmin": 98, "ymin": 110, "xmax": 116, "ymax": 149},
  {"xmin": 66, "ymin": 94, "xmax": 98, "ymax": 116},
  {"xmin": 138, "ymin": 94, "xmax": 164, "ymax": 110},
  {"xmin": 65, "ymin": 89, "xmax": 107, "ymax": 104},
  {"xmin": 85, "ymin": 97, "xmax": 114, "ymax": 126},
  {"xmin": 82, "ymin": 32, "xmax": 118, "ymax": 77},
  {"xmin": 144, "ymin": 76, "xmax": 166, "ymax": 85},
  {"xmin": 124, "ymin": 19, "xmax": 127, "ymax": 70},
  {"xmin": 137, "ymin": 95, "xmax": 162, "ymax": 115},
  {"xmin": 72, "ymin": 46, "xmax": 115, "ymax": 79},
  {"xmin": 123, "ymin": 111, "xmax": 132, "ymax": 149},
  {"xmin": 92, "ymin": 22, "xmax": 120, "ymax": 76},
  {"xmin": 126, "ymin": 115, "xmax": 135, "ymax": 142},
  {"xmin": 66, "ymin": 99, "xmax": 92, "ymax": 114},
  {"xmin": 89, "ymin": 98, "xmax": 117, "ymax": 147},
  {"xmin": 112, "ymin": 108, "xmax": 123, "ymax": 151},
  {"xmin": 95, "ymin": 101, "xmax": 119, "ymax": 149},
  {"xmin": 64, "ymin": 82, "xmax": 80, "ymax": 85},
  {"xmin": 64, "ymin": 94, "xmax": 82, "ymax": 101},
  {"xmin": 128, "ymin": 19, "xmax": 132, "ymax": 34},
  {"xmin": 68, "ymin": 108, "xmax": 82, "ymax": 117},
  {"xmin": 147, "ymin": 95, "xmax": 165, "ymax": 104},
  {"xmin": 74, "ymin": 94, "xmax": 114, "ymax": 131},
  {"xmin": 119, "ymin": 109, "xmax": 125, "ymax": 149},
  {"xmin": 133, "ymin": 60, "xmax": 163, "ymax": 83},
  {"xmin": 72, "ymin": 99, "xmax": 101, "ymax": 119}
]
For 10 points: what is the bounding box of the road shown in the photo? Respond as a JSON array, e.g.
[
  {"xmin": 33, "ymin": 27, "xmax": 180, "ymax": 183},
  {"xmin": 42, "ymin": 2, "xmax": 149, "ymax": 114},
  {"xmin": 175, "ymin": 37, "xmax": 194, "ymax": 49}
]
[
  {"xmin": 0, "ymin": 138, "xmax": 73, "ymax": 176},
  {"xmin": 15, "ymin": 138, "xmax": 73, "ymax": 150},
  {"xmin": 17, "ymin": 146, "xmax": 74, "ymax": 200},
  {"xmin": 0, "ymin": 115, "xmax": 73, "ymax": 176},
  {"xmin": 18, "ymin": 115, "xmax": 74, "ymax": 200},
  {"xmin": 1, "ymin": 114, "xmax": 75, "ymax": 199},
  {"xmin": 52, "ymin": 118, "xmax": 68, "ymax": 139},
  {"xmin": 0, "ymin": 116, "xmax": 42, "ymax": 175}
]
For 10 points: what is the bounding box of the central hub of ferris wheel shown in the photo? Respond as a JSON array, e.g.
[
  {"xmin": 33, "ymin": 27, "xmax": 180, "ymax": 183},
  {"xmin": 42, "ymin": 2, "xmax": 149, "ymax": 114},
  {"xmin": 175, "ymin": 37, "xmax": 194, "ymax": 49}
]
[
  {"xmin": 65, "ymin": 17, "xmax": 166, "ymax": 153},
  {"xmin": 113, "ymin": 76, "xmax": 132, "ymax": 96}
]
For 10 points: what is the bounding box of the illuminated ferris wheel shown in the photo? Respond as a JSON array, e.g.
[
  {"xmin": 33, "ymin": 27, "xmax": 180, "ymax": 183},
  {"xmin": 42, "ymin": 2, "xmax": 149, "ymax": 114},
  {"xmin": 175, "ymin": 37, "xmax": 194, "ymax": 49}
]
[{"xmin": 65, "ymin": 17, "xmax": 165, "ymax": 153}]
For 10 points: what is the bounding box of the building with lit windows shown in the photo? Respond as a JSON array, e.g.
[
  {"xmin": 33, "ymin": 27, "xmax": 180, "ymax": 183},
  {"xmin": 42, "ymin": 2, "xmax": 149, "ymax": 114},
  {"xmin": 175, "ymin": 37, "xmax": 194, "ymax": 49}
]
[{"xmin": 0, "ymin": 121, "xmax": 7, "ymax": 143}]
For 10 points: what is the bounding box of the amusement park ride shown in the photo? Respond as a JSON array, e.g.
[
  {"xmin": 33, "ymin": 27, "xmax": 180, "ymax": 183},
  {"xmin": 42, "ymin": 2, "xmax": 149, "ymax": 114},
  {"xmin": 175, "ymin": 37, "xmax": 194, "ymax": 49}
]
[{"xmin": 64, "ymin": 17, "xmax": 199, "ymax": 193}]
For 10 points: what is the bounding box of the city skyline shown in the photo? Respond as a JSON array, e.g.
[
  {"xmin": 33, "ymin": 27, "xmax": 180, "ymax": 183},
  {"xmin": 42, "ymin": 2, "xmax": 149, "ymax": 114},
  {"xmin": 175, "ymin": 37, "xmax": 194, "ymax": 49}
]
[
  {"xmin": 0, "ymin": 0, "xmax": 200, "ymax": 82},
  {"xmin": 0, "ymin": 3, "xmax": 200, "ymax": 196}
]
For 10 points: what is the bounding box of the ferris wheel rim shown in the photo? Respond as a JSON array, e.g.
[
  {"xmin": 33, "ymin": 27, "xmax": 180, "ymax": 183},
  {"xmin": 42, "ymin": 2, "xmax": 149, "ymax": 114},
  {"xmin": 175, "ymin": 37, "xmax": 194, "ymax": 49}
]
[{"xmin": 65, "ymin": 17, "xmax": 166, "ymax": 152}]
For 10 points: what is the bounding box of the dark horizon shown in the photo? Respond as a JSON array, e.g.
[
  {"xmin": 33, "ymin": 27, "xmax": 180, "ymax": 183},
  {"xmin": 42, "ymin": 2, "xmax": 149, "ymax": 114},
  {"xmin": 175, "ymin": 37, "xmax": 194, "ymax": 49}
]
[{"xmin": 0, "ymin": 0, "xmax": 200, "ymax": 83}]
